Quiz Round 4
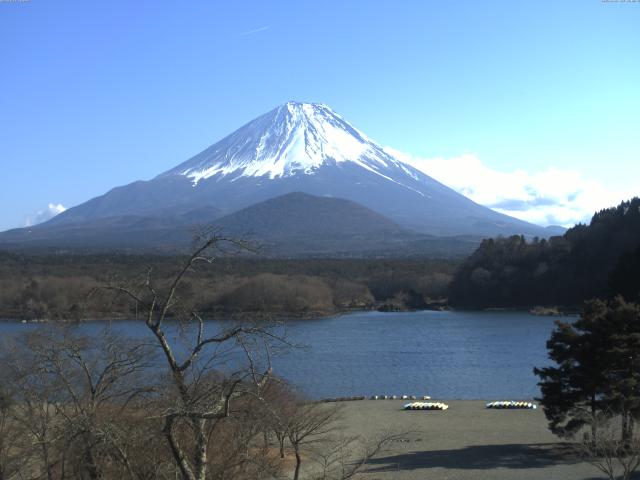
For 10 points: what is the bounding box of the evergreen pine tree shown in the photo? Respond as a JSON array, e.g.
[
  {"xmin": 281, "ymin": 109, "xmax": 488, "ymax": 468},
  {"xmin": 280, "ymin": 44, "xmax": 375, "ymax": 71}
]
[{"xmin": 535, "ymin": 297, "xmax": 640, "ymax": 443}]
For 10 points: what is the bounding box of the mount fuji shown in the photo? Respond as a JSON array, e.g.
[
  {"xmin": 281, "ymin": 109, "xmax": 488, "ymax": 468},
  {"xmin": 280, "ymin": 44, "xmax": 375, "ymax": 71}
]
[{"xmin": 1, "ymin": 102, "xmax": 557, "ymax": 254}]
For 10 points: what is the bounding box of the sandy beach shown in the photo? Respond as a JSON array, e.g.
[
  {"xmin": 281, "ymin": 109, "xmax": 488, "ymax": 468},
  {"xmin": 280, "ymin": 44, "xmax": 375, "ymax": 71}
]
[{"xmin": 334, "ymin": 400, "xmax": 606, "ymax": 480}]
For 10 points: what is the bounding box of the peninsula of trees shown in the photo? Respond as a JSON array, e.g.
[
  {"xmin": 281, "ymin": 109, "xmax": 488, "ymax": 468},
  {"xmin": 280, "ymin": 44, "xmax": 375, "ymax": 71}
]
[{"xmin": 449, "ymin": 198, "xmax": 640, "ymax": 309}]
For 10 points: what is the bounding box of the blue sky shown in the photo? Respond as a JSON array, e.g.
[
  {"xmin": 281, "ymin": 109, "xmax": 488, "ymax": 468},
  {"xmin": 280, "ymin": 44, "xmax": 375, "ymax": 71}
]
[{"xmin": 0, "ymin": 0, "xmax": 638, "ymax": 230}]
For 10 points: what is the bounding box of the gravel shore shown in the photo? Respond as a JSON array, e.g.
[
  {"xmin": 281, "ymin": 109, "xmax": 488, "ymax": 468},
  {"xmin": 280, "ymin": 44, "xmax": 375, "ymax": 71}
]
[{"xmin": 336, "ymin": 400, "xmax": 605, "ymax": 480}]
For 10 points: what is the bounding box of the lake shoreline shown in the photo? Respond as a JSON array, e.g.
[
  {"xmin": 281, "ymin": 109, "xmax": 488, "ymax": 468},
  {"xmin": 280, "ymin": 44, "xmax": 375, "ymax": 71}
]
[{"xmin": 0, "ymin": 304, "xmax": 570, "ymax": 324}]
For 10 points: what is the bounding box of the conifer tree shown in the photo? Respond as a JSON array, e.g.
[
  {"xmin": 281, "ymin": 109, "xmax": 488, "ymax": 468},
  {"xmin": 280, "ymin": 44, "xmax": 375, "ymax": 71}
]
[{"xmin": 535, "ymin": 297, "xmax": 640, "ymax": 443}]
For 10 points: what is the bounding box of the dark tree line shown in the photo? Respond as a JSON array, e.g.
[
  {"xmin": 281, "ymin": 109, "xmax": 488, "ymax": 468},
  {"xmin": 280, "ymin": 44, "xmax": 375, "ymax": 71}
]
[
  {"xmin": 0, "ymin": 253, "xmax": 456, "ymax": 321},
  {"xmin": 449, "ymin": 198, "xmax": 640, "ymax": 308}
]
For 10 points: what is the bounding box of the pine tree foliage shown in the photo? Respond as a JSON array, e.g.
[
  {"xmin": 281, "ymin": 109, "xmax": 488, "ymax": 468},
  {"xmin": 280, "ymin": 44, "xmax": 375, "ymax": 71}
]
[{"xmin": 535, "ymin": 298, "xmax": 640, "ymax": 442}]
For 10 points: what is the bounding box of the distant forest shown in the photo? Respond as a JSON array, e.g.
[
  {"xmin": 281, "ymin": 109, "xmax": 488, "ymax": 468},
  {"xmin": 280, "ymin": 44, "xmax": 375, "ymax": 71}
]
[
  {"xmin": 3, "ymin": 198, "xmax": 639, "ymax": 321},
  {"xmin": 449, "ymin": 198, "xmax": 640, "ymax": 309},
  {"xmin": 0, "ymin": 254, "xmax": 456, "ymax": 321}
]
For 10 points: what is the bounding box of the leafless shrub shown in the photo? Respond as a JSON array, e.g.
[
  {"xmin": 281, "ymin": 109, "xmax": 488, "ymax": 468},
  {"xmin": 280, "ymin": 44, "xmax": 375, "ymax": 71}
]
[
  {"xmin": 307, "ymin": 430, "xmax": 405, "ymax": 480},
  {"xmin": 577, "ymin": 413, "xmax": 640, "ymax": 480}
]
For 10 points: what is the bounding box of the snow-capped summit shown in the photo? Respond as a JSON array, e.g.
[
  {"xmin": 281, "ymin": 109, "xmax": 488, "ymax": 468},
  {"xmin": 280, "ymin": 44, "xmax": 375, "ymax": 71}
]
[{"xmin": 163, "ymin": 101, "xmax": 418, "ymax": 189}]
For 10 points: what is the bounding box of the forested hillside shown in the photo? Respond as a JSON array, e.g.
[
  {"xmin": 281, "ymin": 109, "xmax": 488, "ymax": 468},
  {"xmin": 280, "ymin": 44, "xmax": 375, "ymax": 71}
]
[
  {"xmin": 449, "ymin": 198, "xmax": 640, "ymax": 308},
  {"xmin": 0, "ymin": 254, "xmax": 455, "ymax": 321}
]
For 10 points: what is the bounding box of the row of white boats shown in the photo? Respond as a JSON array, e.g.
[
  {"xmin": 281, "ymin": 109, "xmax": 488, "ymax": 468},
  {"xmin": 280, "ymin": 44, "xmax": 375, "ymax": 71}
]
[
  {"xmin": 371, "ymin": 395, "xmax": 431, "ymax": 400},
  {"xmin": 485, "ymin": 401, "xmax": 537, "ymax": 409},
  {"xmin": 403, "ymin": 400, "xmax": 538, "ymax": 411},
  {"xmin": 403, "ymin": 402, "xmax": 449, "ymax": 410}
]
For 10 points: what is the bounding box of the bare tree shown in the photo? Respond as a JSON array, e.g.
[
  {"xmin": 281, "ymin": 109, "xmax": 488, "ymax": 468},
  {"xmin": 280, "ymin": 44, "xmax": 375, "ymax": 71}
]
[
  {"xmin": 0, "ymin": 327, "xmax": 157, "ymax": 480},
  {"xmin": 202, "ymin": 394, "xmax": 284, "ymax": 480},
  {"xmin": 2, "ymin": 331, "xmax": 67, "ymax": 480},
  {"xmin": 577, "ymin": 412, "xmax": 640, "ymax": 480},
  {"xmin": 105, "ymin": 232, "xmax": 282, "ymax": 480},
  {"xmin": 261, "ymin": 385, "xmax": 402, "ymax": 480},
  {"xmin": 259, "ymin": 379, "xmax": 300, "ymax": 460},
  {"xmin": 0, "ymin": 386, "xmax": 28, "ymax": 480},
  {"xmin": 286, "ymin": 402, "xmax": 343, "ymax": 480},
  {"xmin": 307, "ymin": 431, "xmax": 404, "ymax": 480},
  {"xmin": 1, "ymin": 232, "xmax": 389, "ymax": 480}
]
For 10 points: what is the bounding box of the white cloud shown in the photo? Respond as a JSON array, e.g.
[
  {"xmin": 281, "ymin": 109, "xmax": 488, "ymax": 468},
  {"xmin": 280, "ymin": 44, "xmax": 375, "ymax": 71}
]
[
  {"xmin": 25, "ymin": 203, "xmax": 66, "ymax": 227},
  {"xmin": 385, "ymin": 147, "xmax": 634, "ymax": 228}
]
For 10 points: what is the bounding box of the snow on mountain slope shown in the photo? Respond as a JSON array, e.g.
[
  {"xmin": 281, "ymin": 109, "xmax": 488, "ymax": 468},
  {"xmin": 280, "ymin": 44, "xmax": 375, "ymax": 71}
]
[
  {"xmin": 19, "ymin": 100, "xmax": 554, "ymax": 240},
  {"xmin": 162, "ymin": 102, "xmax": 423, "ymax": 194}
]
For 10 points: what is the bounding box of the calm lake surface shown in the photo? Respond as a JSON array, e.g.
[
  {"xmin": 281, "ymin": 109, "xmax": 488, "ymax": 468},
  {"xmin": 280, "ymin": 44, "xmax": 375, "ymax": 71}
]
[{"xmin": 0, "ymin": 310, "xmax": 563, "ymax": 400}]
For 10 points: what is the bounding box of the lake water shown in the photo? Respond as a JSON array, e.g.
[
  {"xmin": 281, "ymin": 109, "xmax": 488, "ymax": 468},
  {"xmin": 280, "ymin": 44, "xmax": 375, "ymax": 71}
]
[{"xmin": 0, "ymin": 310, "xmax": 564, "ymax": 400}]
